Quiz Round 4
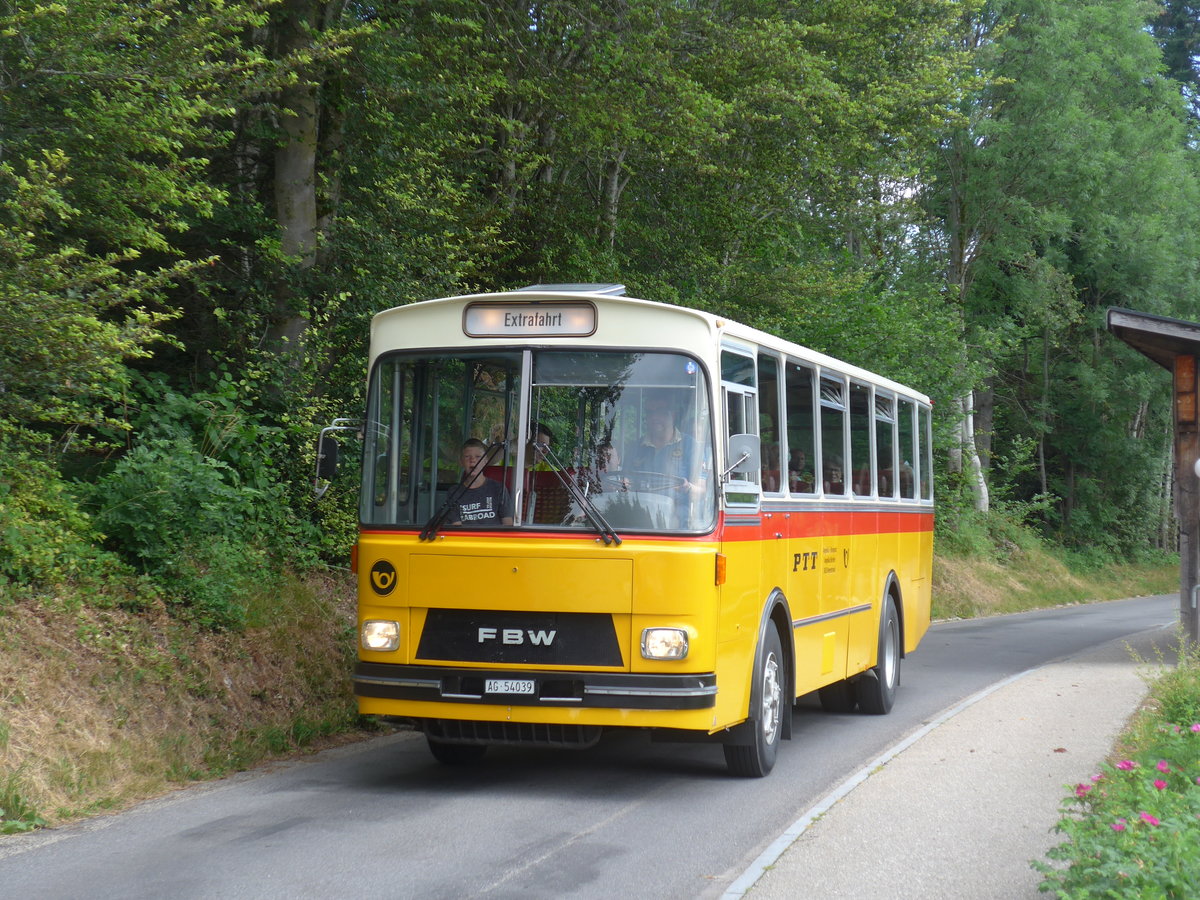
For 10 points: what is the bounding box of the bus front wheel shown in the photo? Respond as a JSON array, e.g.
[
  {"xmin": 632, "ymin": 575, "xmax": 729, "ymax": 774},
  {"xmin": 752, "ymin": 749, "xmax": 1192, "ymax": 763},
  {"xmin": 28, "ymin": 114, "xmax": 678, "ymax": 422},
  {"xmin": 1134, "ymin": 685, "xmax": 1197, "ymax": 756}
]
[
  {"xmin": 724, "ymin": 626, "xmax": 784, "ymax": 777},
  {"xmin": 858, "ymin": 596, "xmax": 900, "ymax": 715}
]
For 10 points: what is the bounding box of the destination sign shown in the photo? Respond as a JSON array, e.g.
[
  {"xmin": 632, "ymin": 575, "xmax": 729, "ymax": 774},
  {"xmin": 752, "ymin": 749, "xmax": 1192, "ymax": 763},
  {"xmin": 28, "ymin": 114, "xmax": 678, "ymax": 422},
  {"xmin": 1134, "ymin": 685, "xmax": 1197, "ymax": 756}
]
[{"xmin": 464, "ymin": 302, "xmax": 596, "ymax": 337}]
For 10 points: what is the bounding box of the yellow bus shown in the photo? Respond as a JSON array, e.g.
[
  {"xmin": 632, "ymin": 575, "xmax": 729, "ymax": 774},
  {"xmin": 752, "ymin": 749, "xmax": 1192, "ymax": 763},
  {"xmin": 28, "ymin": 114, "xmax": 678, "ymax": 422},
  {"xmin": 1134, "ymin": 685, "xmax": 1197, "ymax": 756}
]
[{"xmin": 325, "ymin": 284, "xmax": 933, "ymax": 776}]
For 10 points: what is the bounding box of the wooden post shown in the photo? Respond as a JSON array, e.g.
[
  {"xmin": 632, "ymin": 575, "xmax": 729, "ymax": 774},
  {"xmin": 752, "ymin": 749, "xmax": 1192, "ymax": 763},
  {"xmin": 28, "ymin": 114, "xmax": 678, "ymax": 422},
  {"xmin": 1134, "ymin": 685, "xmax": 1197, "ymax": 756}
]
[{"xmin": 1175, "ymin": 355, "xmax": 1200, "ymax": 648}]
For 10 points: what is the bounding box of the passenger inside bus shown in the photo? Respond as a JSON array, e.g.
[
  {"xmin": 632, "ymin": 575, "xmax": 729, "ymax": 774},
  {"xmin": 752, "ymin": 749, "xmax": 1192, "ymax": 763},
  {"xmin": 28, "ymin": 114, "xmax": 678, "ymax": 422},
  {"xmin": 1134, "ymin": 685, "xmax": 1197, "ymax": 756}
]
[
  {"xmin": 762, "ymin": 444, "xmax": 780, "ymax": 492},
  {"xmin": 524, "ymin": 423, "xmax": 571, "ymax": 523},
  {"xmin": 823, "ymin": 455, "xmax": 844, "ymax": 494},
  {"xmin": 450, "ymin": 439, "xmax": 513, "ymax": 526},
  {"xmin": 788, "ymin": 449, "xmax": 813, "ymax": 493},
  {"xmin": 526, "ymin": 422, "xmax": 558, "ymax": 472}
]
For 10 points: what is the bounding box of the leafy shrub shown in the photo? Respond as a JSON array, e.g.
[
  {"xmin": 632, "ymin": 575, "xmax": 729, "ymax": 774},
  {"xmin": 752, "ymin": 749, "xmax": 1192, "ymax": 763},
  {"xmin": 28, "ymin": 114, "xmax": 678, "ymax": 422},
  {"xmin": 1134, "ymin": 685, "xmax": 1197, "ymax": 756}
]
[
  {"xmin": 86, "ymin": 372, "xmax": 323, "ymax": 628},
  {"xmin": 90, "ymin": 437, "xmax": 290, "ymax": 629},
  {"xmin": 935, "ymin": 489, "xmax": 1046, "ymax": 562},
  {"xmin": 0, "ymin": 426, "xmax": 127, "ymax": 588}
]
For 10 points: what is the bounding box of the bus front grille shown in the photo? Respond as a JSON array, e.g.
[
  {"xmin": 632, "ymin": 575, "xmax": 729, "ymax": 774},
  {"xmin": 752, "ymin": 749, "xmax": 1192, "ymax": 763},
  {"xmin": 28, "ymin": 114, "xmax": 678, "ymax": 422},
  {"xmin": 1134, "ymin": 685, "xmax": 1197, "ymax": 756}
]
[{"xmin": 422, "ymin": 718, "xmax": 604, "ymax": 748}]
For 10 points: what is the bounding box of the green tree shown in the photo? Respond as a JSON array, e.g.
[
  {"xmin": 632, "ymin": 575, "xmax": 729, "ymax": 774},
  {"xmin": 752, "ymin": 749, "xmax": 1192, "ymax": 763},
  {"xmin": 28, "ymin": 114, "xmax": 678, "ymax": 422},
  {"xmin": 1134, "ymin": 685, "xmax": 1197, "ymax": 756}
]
[
  {"xmin": 924, "ymin": 0, "xmax": 1200, "ymax": 549},
  {"xmin": 1152, "ymin": 0, "xmax": 1200, "ymax": 122}
]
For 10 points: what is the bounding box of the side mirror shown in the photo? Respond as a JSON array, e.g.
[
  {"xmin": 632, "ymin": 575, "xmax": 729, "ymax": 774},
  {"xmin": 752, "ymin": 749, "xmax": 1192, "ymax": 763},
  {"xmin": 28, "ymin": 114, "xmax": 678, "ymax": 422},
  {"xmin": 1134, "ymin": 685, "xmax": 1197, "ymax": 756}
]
[
  {"xmin": 317, "ymin": 434, "xmax": 340, "ymax": 481},
  {"xmin": 724, "ymin": 433, "xmax": 761, "ymax": 480},
  {"xmin": 313, "ymin": 418, "xmax": 360, "ymax": 498}
]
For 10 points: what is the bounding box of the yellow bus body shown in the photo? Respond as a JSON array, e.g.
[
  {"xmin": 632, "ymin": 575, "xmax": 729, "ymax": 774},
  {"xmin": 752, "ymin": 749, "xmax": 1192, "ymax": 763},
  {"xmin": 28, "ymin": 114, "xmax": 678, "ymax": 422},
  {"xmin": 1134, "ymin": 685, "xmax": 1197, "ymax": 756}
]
[
  {"xmin": 355, "ymin": 506, "xmax": 931, "ymax": 733},
  {"xmin": 344, "ymin": 287, "xmax": 934, "ymax": 772}
]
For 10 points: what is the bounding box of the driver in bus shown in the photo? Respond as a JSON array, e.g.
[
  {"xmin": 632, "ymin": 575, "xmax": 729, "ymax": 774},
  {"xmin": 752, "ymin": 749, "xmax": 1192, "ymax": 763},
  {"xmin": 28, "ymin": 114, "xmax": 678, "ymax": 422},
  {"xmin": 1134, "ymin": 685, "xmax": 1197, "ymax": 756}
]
[
  {"xmin": 627, "ymin": 395, "xmax": 707, "ymax": 516},
  {"xmin": 450, "ymin": 438, "xmax": 513, "ymax": 526}
]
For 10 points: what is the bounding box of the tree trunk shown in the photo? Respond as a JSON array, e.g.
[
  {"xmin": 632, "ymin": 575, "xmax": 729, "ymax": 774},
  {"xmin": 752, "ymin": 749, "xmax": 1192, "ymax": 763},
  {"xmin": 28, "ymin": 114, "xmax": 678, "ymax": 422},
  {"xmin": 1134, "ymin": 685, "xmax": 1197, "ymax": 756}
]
[
  {"xmin": 266, "ymin": 0, "xmax": 321, "ymax": 366},
  {"xmin": 960, "ymin": 391, "xmax": 990, "ymax": 512},
  {"xmin": 945, "ymin": 137, "xmax": 988, "ymax": 511},
  {"xmin": 599, "ymin": 147, "xmax": 628, "ymax": 251}
]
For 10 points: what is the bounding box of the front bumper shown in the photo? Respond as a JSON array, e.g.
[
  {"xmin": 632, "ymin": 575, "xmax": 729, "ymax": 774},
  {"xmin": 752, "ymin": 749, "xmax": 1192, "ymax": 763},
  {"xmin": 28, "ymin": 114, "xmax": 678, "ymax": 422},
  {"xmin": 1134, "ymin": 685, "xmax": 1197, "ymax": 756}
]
[{"xmin": 353, "ymin": 662, "xmax": 717, "ymax": 710}]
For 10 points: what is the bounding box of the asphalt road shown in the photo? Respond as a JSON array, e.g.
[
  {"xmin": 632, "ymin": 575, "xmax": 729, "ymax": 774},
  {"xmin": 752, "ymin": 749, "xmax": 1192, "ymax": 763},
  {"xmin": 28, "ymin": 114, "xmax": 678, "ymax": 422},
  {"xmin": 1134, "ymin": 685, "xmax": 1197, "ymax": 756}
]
[{"xmin": 0, "ymin": 594, "xmax": 1178, "ymax": 899}]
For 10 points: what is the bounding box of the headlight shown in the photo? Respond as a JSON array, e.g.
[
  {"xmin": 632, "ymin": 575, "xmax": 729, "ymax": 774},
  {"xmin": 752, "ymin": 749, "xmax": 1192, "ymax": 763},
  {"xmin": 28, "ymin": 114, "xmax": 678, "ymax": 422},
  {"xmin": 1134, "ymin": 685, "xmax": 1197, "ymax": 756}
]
[
  {"xmin": 641, "ymin": 627, "xmax": 689, "ymax": 660},
  {"xmin": 361, "ymin": 620, "xmax": 400, "ymax": 652}
]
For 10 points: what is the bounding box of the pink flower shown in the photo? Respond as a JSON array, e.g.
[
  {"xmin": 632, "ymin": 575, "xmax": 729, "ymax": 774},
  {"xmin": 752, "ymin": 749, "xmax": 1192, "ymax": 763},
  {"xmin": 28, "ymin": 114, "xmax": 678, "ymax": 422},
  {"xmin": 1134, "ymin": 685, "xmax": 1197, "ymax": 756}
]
[
  {"xmin": 1116, "ymin": 760, "xmax": 1137, "ymax": 771},
  {"xmin": 1075, "ymin": 783, "xmax": 1093, "ymax": 797},
  {"xmin": 1154, "ymin": 779, "xmax": 1168, "ymax": 791},
  {"xmin": 1111, "ymin": 819, "xmax": 1127, "ymax": 832},
  {"xmin": 1090, "ymin": 773, "xmax": 1104, "ymax": 783},
  {"xmin": 1191, "ymin": 723, "xmax": 1200, "ymax": 733},
  {"xmin": 1157, "ymin": 760, "xmax": 1171, "ymax": 773},
  {"xmin": 1140, "ymin": 812, "xmax": 1161, "ymax": 826}
]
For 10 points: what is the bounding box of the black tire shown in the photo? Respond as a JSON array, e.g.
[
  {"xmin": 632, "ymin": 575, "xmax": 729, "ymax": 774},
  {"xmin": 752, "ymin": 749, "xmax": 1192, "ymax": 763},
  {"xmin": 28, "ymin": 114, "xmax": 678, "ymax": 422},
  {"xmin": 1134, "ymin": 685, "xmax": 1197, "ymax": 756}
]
[
  {"xmin": 818, "ymin": 678, "xmax": 858, "ymax": 713},
  {"xmin": 724, "ymin": 627, "xmax": 784, "ymax": 777},
  {"xmin": 427, "ymin": 737, "xmax": 488, "ymax": 765},
  {"xmin": 858, "ymin": 595, "xmax": 900, "ymax": 715}
]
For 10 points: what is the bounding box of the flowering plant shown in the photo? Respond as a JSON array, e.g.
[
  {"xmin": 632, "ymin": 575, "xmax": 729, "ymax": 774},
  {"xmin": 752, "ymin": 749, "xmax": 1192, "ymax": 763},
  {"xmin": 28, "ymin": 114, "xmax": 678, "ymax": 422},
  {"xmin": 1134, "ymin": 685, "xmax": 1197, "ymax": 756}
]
[{"xmin": 1035, "ymin": 648, "xmax": 1200, "ymax": 897}]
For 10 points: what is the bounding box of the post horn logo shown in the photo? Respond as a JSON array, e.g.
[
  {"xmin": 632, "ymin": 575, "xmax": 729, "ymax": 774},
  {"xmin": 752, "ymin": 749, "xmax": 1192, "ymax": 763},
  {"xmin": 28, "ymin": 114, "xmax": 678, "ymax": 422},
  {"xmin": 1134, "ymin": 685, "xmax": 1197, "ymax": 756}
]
[{"xmin": 369, "ymin": 559, "xmax": 398, "ymax": 596}]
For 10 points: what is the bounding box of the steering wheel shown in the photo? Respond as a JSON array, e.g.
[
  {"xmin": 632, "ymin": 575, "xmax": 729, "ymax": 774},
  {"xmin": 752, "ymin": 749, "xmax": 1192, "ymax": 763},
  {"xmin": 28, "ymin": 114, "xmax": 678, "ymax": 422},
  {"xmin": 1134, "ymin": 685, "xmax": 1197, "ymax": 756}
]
[
  {"xmin": 617, "ymin": 470, "xmax": 686, "ymax": 493},
  {"xmin": 597, "ymin": 472, "xmax": 631, "ymax": 492}
]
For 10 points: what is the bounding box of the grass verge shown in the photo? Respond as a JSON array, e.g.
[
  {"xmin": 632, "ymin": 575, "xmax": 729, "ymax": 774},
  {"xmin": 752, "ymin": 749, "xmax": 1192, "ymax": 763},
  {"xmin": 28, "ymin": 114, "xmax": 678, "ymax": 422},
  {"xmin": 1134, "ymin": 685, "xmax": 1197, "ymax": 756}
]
[
  {"xmin": 0, "ymin": 570, "xmax": 360, "ymax": 832},
  {"xmin": 933, "ymin": 546, "xmax": 1178, "ymax": 620}
]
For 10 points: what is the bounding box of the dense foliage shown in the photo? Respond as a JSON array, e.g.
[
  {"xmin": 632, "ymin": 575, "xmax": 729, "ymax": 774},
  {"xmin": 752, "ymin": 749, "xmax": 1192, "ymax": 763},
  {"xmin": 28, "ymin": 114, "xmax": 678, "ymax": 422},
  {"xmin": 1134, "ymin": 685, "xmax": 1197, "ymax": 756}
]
[{"xmin": 2, "ymin": 0, "xmax": 1199, "ymax": 615}]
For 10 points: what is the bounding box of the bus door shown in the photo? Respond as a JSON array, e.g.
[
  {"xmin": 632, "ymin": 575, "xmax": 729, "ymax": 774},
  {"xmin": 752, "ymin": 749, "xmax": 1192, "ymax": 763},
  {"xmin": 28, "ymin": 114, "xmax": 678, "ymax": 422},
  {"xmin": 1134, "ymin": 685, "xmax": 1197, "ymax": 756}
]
[
  {"xmin": 718, "ymin": 349, "xmax": 766, "ymax": 643},
  {"xmin": 809, "ymin": 373, "xmax": 852, "ymax": 689}
]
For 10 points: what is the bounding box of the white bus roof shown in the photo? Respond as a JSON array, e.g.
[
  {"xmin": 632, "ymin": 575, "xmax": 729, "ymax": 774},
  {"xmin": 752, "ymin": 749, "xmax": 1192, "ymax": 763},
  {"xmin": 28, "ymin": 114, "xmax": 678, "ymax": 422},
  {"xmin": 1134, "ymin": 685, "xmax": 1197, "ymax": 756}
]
[{"xmin": 370, "ymin": 289, "xmax": 930, "ymax": 405}]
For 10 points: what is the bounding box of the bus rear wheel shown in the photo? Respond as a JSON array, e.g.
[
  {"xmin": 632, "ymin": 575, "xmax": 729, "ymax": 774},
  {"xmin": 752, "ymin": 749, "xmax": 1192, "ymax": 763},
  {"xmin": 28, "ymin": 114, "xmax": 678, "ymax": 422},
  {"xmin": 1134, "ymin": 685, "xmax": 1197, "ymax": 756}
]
[
  {"xmin": 724, "ymin": 626, "xmax": 784, "ymax": 777},
  {"xmin": 427, "ymin": 737, "xmax": 488, "ymax": 765},
  {"xmin": 858, "ymin": 595, "xmax": 900, "ymax": 715}
]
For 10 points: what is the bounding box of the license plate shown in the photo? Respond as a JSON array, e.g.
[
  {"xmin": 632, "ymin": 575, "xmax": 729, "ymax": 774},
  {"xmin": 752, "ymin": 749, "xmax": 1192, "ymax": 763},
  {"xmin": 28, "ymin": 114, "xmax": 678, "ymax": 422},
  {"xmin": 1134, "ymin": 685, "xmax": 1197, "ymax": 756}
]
[{"xmin": 485, "ymin": 678, "xmax": 536, "ymax": 695}]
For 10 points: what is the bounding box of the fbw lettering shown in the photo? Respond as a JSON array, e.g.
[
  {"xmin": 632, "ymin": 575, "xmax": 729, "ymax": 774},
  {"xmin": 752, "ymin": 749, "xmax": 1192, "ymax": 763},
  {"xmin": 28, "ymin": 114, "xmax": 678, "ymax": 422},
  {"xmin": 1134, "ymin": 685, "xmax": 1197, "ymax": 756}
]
[
  {"xmin": 477, "ymin": 627, "xmax": 557, "ymax": 646},
  {"xmin": 792, "ymin": 551, "xmax": 818, "ymax": 572}
]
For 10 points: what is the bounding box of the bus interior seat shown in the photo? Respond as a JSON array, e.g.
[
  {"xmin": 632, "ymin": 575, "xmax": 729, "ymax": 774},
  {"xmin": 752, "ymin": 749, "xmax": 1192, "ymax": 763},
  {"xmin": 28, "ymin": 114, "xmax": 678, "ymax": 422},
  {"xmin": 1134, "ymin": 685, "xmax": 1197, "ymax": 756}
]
[{"xmin": 524, "ymin": 469, "xmax": 573, "ymax": 524}]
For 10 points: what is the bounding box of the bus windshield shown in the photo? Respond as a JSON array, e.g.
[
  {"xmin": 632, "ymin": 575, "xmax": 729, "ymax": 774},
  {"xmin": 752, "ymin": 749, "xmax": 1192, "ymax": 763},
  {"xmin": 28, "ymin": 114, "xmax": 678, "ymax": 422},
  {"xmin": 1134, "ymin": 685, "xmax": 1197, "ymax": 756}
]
[{"xmin": 360, "ymin": 349, "xmax": 716, "ymax": 533}]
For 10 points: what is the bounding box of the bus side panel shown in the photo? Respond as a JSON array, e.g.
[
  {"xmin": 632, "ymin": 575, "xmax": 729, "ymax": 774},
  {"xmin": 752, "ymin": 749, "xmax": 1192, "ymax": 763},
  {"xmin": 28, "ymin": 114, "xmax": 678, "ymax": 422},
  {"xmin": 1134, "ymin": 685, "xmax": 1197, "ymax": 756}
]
[
  {"xmin": 716, "ymin": 518, "xmax": 768, "ymax": 726},
  {"xmin": 905, "ymin": 516, "xmax": 934, "ymax": 651},
  {"xmin": 785, "ymin": 508, "xmax": 848, "ymax": 696},
  {"xmin": 846, "ymin": 509, "xmax": 880, "ymax": 674}
]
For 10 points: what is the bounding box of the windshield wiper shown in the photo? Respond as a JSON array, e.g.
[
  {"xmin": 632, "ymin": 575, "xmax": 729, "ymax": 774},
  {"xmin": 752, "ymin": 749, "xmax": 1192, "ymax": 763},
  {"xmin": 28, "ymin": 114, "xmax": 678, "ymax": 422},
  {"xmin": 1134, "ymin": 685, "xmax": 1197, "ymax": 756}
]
[
  {"xmin": 419, "ymin": 440, "xmax": 506, "ymax": 541},
  {"xmin": 534, "ymin": 442, "xmax": 622, "ymax": 546}
]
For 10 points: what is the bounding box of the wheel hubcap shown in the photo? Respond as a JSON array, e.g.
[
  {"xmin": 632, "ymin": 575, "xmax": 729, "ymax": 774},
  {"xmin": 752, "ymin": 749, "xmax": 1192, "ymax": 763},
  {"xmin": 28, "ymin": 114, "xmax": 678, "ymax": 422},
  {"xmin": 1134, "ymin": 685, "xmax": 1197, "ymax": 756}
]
[
  {"xmin": 761, "ymin": 652, "xmax": 781, "ymax": 742},
  {"xmin": 881, "ymin": 616, "xmax": 898, "ymax": 687}
]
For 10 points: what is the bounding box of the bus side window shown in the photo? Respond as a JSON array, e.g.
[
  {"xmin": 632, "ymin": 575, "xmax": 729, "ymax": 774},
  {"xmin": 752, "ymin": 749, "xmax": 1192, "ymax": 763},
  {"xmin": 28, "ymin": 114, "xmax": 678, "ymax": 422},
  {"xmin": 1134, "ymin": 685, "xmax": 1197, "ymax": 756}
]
[
  {"xmin": 757, "ymin": 354, "xmax": 782, "ymax": 494},
  {"xmin": 919, "ymin": 405, "xmax": 933, "ymax": 500},
  {"xmin": 820, "ymin": 376, "xmax": 846, "ymax": 494},
  {"xmin": 849, "ymin": 382, "xmax": 872, "ymax": 497},
  {"xmin": 875, "ymin": 391, "xmax": 897, "ymax": 498},
  {"xmin": 786, "ymin": 361, "xmax": 816, "ymax": 494},
  {"xmin": 898, "ymin": 399, "xmax": 916, "ymax": 499}
]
